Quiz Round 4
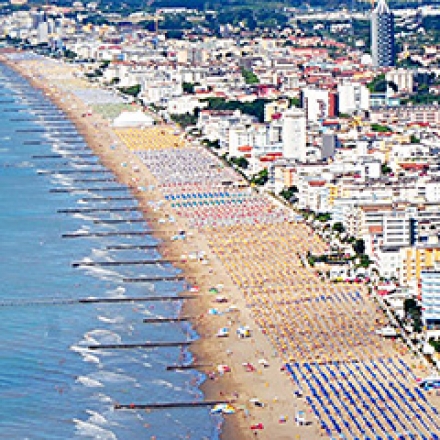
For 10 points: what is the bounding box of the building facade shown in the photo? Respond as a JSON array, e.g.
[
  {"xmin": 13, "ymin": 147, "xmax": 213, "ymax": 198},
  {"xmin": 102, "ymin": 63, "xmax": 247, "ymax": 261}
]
[
  {"xmin": 371, "ymin": 0, "xmax": 395, "ymax": 67},
  {"xmin": 420, "ymin": 269, "xmax": 440, "ymax": 331}
]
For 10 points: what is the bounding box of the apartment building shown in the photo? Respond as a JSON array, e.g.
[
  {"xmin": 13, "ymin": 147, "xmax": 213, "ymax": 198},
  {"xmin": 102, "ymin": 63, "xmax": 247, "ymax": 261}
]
[{"xmin": 420, "ymin": 269, "xmax": 440, "ymax": 331}]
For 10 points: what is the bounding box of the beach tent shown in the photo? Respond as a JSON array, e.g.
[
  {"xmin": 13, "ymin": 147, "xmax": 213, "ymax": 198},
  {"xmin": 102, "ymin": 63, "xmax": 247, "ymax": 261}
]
[
  {"xmin": 237, "ymin": 326, "xmax": 252, "ymax": 338},
  {"xmin": 113, "ymin": 111, "xmax": 154, "ymax": 127},
  {"xmin": 216, "ymin": 327, "xmax": 230, "ymax": 337}
]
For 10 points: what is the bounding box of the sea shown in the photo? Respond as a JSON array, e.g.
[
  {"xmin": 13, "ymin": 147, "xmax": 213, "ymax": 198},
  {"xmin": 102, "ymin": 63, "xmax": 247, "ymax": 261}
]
[{"xmin": 0, "ymin": 62, "xmax": 221, "ymax": 439}]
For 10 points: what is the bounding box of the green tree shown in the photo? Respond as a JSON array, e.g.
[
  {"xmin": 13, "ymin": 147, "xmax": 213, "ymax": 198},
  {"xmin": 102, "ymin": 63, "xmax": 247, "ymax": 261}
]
[
  {"xmin": 332, "ymin": 222, "xmax": 345, "ymax": 233},
  {"xmin": 170, "ymin": 112, "xmax": 198, "ymax": 128},
  {"xmin": 404, "ymin": 298, "xmax": 418, "ymax": 315},
  {"xmin": 353, "ymin": 239, "xmax": 365, "ymax": 255},
  {"xmin": 279, "ymin": 185, "xmax": 298, "ymax": 201},
  {"xmin": 230, "ymin": 156, "xmax": 249, "ymax": 169},
  {"xmin": 316, "ymin": 212, "xmax": 331, "ymax": 222},
  {"xmin": 241, "ymin": 67, "xmax": 259, "ymax": 85},
  {"xmin": 371, "ymin": 123, "xmax": 392, "ymax": 133},
  {"xmin": 251, "ymin": 168, "xmax": 269, "ymax": 186},
  {"xmin": 182, "ymin": 82, "xmax": 195, "ymax": 94},
  {"xmin": 381, "ymin": 163, "xmax": 392, "ymax": 174},
  {"xmin": 410, "ymin": 134, "xmax": 420, "ymax": 144},
  {"xmin": 63, "ymin": 49, "xmax": 77, "ymax": 60},
  {"xmin": 118, "ymin": 84, "xmax": 141, "ymax": 97}
]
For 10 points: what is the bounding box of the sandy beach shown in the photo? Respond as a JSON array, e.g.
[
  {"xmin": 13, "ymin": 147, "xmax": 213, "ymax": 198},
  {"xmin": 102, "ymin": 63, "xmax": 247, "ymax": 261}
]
[{"xmin": 3, "ymin": 50, "xmax": 439, "ymax": 440}]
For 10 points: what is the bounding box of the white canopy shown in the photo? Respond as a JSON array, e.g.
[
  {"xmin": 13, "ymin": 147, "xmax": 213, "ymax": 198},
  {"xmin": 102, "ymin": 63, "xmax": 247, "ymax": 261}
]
[{"xmin": 113, "ymin": 110, "xmax": 154, "ymax": 127}]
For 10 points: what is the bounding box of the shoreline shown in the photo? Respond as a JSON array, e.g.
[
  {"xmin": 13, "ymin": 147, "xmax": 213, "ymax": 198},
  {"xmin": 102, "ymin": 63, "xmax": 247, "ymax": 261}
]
[{"xmin": 1, "ymin": 54, "xmax": 303, "ymax": 440}]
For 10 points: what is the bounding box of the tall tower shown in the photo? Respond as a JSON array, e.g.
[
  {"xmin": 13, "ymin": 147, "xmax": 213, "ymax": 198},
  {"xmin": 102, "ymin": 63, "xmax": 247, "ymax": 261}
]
[
  {"xmin": 371, "ymin": 0, "xmax": 395, "ymax": 67},
  {"xmin": 282, "ymin": 108, "xmax": 307, "ymax": 162}
]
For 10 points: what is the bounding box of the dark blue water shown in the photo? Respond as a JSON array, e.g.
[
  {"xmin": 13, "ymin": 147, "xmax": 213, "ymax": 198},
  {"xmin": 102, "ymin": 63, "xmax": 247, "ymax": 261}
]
[{"xmin": 0, "ymin": 63, "xmax": 220, "ymax": 439}]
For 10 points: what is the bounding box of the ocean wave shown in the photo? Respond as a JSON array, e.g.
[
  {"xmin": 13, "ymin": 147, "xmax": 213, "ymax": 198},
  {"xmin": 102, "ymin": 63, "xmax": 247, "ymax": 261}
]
[
  {"xmin": 105, "ymin": 286, "xmax": 126, "ymax": 296},
  {"xmin": 85, "ymin": 329, "xmax": 122, "ymax": 345},
  {"xmin": 82, "ymin": 353, "xmax": 101, "ymax": 364},
  {"xmin": 91, "ymin": 248, "xmax": 111, "ymax": 260},
  {"xmin": 73, "ymin": 419, "xmax": 117, "ymax": 440},
  {"xmin": 92, "ymin": 370, "xmax": 137, "ymax": 384},
  {"xmin": 95, "ymin": 393, "xmax": 114, "ymax": 404},
  {"xmin": 151, "ymin": 379, "xmax": 182, "ymax": 391},
  {"xmin": 97, "ymin": 315, "xmax": 125, "ymax": 324},
  {"xmin": 75, "ymin": 375, "xmax": 104, "ymax": 388},
  {"xmin": 85, "ymin": 410, "xmax": 110, "ymax": 427},
  {"xmin": 71, "ymin": 214, "xmax": 94, "ymax": 222},
  {"xmin": 49, "ymin": 174, "xmax": 73, "ymax": 185},
  {"xmin": 83, "ymin": 265, "xmax": 123, "ymax": 282}
]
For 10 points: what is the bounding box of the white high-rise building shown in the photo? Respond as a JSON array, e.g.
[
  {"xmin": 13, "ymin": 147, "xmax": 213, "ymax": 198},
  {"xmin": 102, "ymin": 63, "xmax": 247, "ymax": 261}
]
[
  {"xmin": 338, "ymin": 82, "xmax": 370, "ymax": 115},
  {"xmin": 302, "ymin": 87, "xmax": 330, "ymax": 122},
  {"xmin": 371, "ymin": 0, "xmax": 396, "ymax": 67},
  {"xmin": 37, "ymin": 21, "xmax": 49, "ymax": 44},
  {"xmin": 282, "ymin": 108, "xmax": 307, "ymax": 162},
  {"xmin": 421, "ymin": 268, "xmax": 440, "ymax": 332}
]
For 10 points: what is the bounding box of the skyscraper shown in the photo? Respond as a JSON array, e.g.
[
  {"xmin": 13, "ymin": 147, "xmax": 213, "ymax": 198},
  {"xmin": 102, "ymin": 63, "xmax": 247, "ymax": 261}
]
[
  {"xmin": 282, "ymin": 108, "xmax": 306, "ymax": 162},
  {"xmin": 371, "ymin": 0, "xmax": 395, "ymax": 67}
]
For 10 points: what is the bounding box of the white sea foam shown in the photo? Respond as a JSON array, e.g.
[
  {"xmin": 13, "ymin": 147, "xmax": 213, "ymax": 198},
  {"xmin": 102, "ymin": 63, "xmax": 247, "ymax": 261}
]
[
  {"xmin": 92, "ymin": 371, "xmax": 137, "ymax": 384},
  {"xmin": 82, "ymin": 353, "xmax": 101, "ymax": 364},
  {"xmin": 85, "ymin": 329, "xmax": 121, "ymax": 344},
  {"xmin": 72, "ymin": 213, "xmax": 93, "ymax": 222},
  {"xmin": 70, "ymin": 344, "xmax": 92, "ymax": 354},
  {"xmin": 83, "ymin": 265, "xmax": 123, "ymax": 282},
  {"xmin": 75, "ymin": 376, "xmax": 104, "ymax": 388},
  {"xmin": 106, "ymin": 286, "xmax": 126, "ymax": 296},
  {"xmin": 85, "ymin": 410, "xmax": 109, "ymax": 427},
  {"xmin": 151, "ymin": 379, "xmax": 176, "ymax": 390},
  {"xmin": 98, "ymin": 315, "xmax": 125, "ymax": 324},
  {"xmin": 73, "ymin": 419, "xmax": 117, "ymax": 440},
  {"xmin": 95, "ymin": 393, "xmax": 113, "ymax": 404},
  {"xmin": 91, "ymin": 248, "xmax": 110, "ymax": 259}
]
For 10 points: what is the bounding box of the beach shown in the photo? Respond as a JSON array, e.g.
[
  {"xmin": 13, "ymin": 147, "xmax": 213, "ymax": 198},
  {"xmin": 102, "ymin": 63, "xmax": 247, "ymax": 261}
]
[{"xmin": 3, "ymin": 51, "xmax": 439, "ymax": 440}]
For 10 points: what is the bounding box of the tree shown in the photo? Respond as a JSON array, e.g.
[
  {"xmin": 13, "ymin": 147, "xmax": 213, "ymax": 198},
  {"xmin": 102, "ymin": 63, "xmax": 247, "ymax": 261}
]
[
  {"xmin": 404, "ymin": 298, "xmax": 418, "ymax": 315},
  {"xmin": 230, "ymin": 156, "xmax": 249, "ymax": 169},
  {"xmin": 289, "ymin": 97, "xmax": 301, "ymax": 108},
  {"xmin": 251, "ymin": 169, "xmax": 269, "ymax": 186},
  {"xmin": 332, "ymin": 222, "xmax": 345, "ymax": 233},
  {"xmin": 170, "ymin": 112, "xmax": 198, "ymax": 128},
  {"xmin": 118, "ymin": 84, "xmax": 141, "ymax": 97},
  {"xmin": 404, "ymin": 298, "xmax": 423, "ymax": 333},
  {"xmin": 410, "ymin": 134, "xmax": 420, "ymax": 144},
  {"xmin": 353, "ymin": 239, "xmax": 365, "ymax": 255},
  {"xmin": 241, "ymin": 67, "xmax": 259, "ymax": 85},
  {"xmin": 371, "ymin": 123, "xmax": 392, "ymax": 133},
  {"xmin": 381, "ymin": 163, "xmax": 392, "ymax": 175},
  {"xmin": 63, "ymin": 49, "xmax": 77, "ymax": 60},
  {"xmin": 279, "ymin": 185, "xmax": 298, "ymax": 201},
  {"xmin": 316, "ymin": 213, "xmax": 331, "ymax": 222},
  {"xmin": 182, "ymin": 82, "xmax": 195, "ymax": 94}
]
